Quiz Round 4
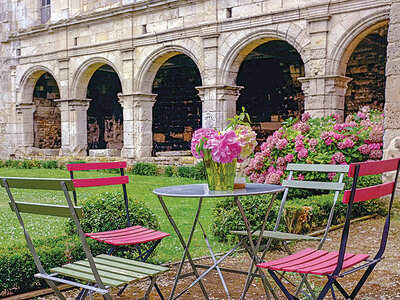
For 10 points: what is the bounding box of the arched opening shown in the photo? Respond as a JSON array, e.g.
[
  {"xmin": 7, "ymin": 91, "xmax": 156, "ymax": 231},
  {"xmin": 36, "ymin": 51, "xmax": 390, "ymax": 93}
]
[
  {"xmin": 345, "ymin": 24, "xmax": 388, "ymax": 114},
  {"xmin": 236, "ymin": 40, "xmax": 305, "ymax": 142},
  {"xmin": 152, "ymin": 54, "xmax": 202, "ymax": 153},
  {"xmin": 33, "ymin": 72, "xmax": 61, "ymax": 149},
  {"xmin": 86, "ymin": 65, "xmax": 123, "ymax": 150}
]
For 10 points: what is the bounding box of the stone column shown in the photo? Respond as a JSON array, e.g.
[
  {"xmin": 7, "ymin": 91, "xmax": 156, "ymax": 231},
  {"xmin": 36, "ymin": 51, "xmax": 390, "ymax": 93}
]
[
  {"xmin": 300, "ymin": 15, "xmax": 351, "ymax": 120},
  {"xmin": 196, "ymin": 85, "xmax": 242, "ymax": 130},
  {"xmin": 299, "ymin": 75, "xmax": 352, "ymax": 120},
  {"xmin": 384, "ymin": 0, "xmax": 400, "ymax": 165},
  {"xmin": 55, "ymin": 99, "xmax": 91, "ymax": 155},
  {"xmin": 118, "ymin": 93, "xmax": 156, "ymax": 158},
  {"xmin": 15, "ymin": 103, "xmax": 36, "ymax": 148}
]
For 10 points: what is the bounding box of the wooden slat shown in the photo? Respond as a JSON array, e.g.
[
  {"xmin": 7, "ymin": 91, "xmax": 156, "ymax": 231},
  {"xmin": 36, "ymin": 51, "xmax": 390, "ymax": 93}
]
[
  {"xmin": 9, "ymin": 201, "xmax": 83, "ymax": 219},
  {"xmin": 282, "ymin": 180, "xmax": 345, "ymax": 191},
  {"xmin": 75, "ymin": 260, "xmax": 147, "ymax": 279},
  {"xmin": 343, "ymin": 181, "xmax": 395, "ymax": 204},
  {"xmin": 92, "ymin": 257, "xmax": 160, "ymax": 276},
  {"xmin": 230, "ymin": 230, "xmax": 320, "ymax": 241},
  {"xmin": 286, "ymin": 163, "xmax": 349, "ymax": 173},
  {"xmin": 50, "ymin": 266, "xmax": 123, "ymax": 287},
  {"xmin": 67, "ymin": 162, "xmax": 126, "ymax": 171},
  {"xmin": 72, "ymin": 176, "xmax": 129, "ymax": 188},
  {"xmin": 62, "ymin": 263, "xmax": 136, "ymax": 283},
  {"xmin": 348, "ymin": 158, "xmax": 400, "ymax": 177},
  {"xmin": 97, "ymin": 254, "xmax": 169, "ymax": 273},
  {"xmin": 0, "ymin": 177, "xmax": 75, "ymax": 191}
]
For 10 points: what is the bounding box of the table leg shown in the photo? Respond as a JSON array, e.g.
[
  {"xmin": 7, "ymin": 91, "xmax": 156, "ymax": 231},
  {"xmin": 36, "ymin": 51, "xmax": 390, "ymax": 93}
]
[
  {"xmin": 157, "ymin": 196, "xmax": 209, "ymax": 300},
  {"xmin": 234, "ymin": 195, "xmax": 278, "ymax": 300},
  {"xmin": 198, "ymin": 221, "xmax": 231, "ymax": 299}
]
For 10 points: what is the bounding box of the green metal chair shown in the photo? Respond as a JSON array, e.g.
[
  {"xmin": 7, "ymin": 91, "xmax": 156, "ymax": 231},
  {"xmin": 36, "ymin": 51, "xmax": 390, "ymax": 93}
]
[
  {"xmin": 2, "ymin": 177, "xmax": 168, "ymax": 300},
  {"xmin": 231, "ymin": 163, "xmax": 349, "ymax": 299}
]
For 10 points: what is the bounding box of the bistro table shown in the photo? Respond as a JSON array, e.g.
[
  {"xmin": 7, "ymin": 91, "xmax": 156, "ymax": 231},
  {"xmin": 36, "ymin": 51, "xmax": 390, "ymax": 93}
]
[{"xmin": 153, "ymin": 183, "xmax": 284, "ymax": 300}]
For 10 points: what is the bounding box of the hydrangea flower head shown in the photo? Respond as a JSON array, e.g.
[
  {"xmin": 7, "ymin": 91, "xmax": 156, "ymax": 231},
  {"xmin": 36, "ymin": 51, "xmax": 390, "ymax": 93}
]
[{"xmin": 191, "ymin": 128, "xmax": 219, "ymax": 159}]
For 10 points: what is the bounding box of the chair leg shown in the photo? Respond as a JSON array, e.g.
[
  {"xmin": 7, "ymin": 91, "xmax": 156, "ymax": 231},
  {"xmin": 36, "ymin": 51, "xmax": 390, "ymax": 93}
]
[
  {"xmin": 143, "ymin": 276, "xmax": 158, "ymax": 300},
  {"xmin": 154, "ymin": 282, "xmax": 165, "ymax": 300},
  {"xmin": 268, "ymin": 269, "xmax": 299, "ymax": 300}
]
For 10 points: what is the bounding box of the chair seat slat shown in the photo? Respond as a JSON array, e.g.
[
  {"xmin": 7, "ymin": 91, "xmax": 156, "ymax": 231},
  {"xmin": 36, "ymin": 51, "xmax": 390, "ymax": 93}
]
[
  {"xmin": 72, "ymin": 176, "xmax": 129, "ymax": 188},
  {"xmin": 97, "ymin": 254, "xmax": 169, "ymax": 273},
  {"xmin": 93, "ymin": 257, "xmax": 165, "ymax": 276},
  {"xmin": 343, "ymin": 181, "xmax": 395, "ymax": 203},
  {"xmin": 67, "ymin": 162, "xmax": 127, "ymax": 171},
  {"xmin": 74, "ymin": 260, "xmax": 147, "ymax": 279},
  {"xmin": 9, "ymin": 201, "xmax": 83, "ymax": 219},
  {"xmin": 282, "ymin": 180, "xmax": 345, "ymax": 191}
]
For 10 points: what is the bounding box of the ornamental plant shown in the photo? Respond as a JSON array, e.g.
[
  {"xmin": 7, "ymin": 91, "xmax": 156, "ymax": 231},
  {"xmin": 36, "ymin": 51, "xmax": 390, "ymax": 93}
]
[
  {"xmin": 191, "ymin": 109, "xmax": 257, "ymax": 163},
  {"xmin": 245, "ymin": 106, "xmax": 384, "ymax": 184}
]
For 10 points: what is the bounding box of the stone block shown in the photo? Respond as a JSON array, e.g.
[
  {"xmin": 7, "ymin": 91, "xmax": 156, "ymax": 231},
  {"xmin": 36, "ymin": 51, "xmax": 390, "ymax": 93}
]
[{"xmin": 89, "ymin": 149, "xmax": 121, "ymax": 157}]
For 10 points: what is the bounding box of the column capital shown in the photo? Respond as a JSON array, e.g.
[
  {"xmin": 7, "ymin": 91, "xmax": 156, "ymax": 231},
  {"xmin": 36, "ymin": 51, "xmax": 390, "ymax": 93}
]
[
  {"xmin": 16, "ymin": 103, "xmax": 36, "ymax": 113},
  {"xmin": 196, "ymin": 85, "xmax": 243, "ymax": 100}
]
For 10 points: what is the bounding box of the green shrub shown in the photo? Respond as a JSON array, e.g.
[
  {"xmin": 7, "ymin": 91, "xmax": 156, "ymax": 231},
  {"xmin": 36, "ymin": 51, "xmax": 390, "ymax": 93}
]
[
  {"xmin": 164, "ymin": 165, "xmax": 177, "ymax": 177},
  {"xmin": 41, "ymin": 160, "xmax": 59, "ymax": 169},
  {"xmin": 176, "ymin": 162, "xmax": 206, "ymax": 180},
  {"xmin": 0, "ymin": 235, "xmax": 85, "ymax": 295},
  {"xmin": 66, "ymin": 192, "xmax": 160, "ymax": 259},
  {"xmin": 212, "ymin": 194, "xmax": 281, "ymax": 243},
  {"xmin": 132, "ymin": 162, "xmax": 157, "ymax": 176},
  {"xmin": 212, "ymin": 190, "xmax": 387, "ymax": 242}
]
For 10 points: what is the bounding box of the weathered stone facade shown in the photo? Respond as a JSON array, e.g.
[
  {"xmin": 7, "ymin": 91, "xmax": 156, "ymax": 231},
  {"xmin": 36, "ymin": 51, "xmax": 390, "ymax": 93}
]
[{"xmin": 0, "ymin": 0, "xmax": 396, "ymax": 159}]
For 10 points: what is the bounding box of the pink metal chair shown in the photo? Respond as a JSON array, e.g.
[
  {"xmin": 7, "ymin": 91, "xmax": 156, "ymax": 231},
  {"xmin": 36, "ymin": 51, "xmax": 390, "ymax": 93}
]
[
  {"xmin": 257, "ymin": 158, "xmax": 400, "ymax": 299},
  {"xmin": 68, "ymin": 161, "xmax": 170, "ymax": 297}
]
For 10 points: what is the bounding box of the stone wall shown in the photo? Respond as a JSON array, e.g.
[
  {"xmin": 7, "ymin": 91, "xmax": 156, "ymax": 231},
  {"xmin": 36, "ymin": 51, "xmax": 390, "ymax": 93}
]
[{"xmin": 33, "ymin": 98, "xmax": 61, "ymax": 149}]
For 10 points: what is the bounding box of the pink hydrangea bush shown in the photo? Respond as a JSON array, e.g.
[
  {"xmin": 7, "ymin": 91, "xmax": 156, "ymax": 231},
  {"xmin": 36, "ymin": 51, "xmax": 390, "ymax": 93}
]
[{"xmin": 246, "ymin": 107, "xmax": 384, "ymax": 184}]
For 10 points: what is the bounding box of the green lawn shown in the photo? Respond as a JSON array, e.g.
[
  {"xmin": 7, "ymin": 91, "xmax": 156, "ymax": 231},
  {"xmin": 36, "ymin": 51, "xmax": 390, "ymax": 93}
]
[{"xmin": 0, "ymin": 168, "xmax": 232, "ymax": 263}]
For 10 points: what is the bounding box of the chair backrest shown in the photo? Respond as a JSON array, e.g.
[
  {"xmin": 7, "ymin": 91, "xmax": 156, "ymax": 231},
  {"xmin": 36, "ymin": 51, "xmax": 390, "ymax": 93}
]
[
  {"xmin": 67, "ymin": 161, "xmax": 131, "ymax": 226},
  {"xmin": 272, "ymin": 163, "xmax": 349, "ymax": 249},
  {"xmin": 1, "ymin": 176, "xmax": 108, "ymax": 291},
  {"xmin": 334, "ymin": 158, "xmax": 400, "ymax": 275}
]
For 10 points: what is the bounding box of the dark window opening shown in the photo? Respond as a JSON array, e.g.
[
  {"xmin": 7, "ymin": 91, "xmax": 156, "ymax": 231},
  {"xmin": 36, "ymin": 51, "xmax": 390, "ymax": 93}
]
[
  {"xmin": 87, "ymin": 65, "xmax": 123, "ymax": 150},
  {"xmin": 152, "ymin": 54, "xmax": 202, "ymax": 154},
  {"xmin": 41, "ymin": 0, "xmax": 51, "ymax": 24}
]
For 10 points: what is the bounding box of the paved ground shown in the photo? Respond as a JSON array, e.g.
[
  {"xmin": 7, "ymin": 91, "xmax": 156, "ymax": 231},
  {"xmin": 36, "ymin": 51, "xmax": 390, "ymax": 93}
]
[{"xmin": 39, "ymin": 213, "xmax": 400, "ymax": 300}]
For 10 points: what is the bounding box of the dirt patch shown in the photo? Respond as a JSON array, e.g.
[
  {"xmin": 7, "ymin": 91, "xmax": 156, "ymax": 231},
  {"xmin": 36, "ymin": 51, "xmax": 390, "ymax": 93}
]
[{"xmin": 38, "ymin": 216, "xmax": 400, "ymax": 299}]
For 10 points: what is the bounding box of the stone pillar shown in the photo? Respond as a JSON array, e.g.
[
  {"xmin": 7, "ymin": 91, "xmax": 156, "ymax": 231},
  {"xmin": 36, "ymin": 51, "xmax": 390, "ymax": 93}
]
[
  {"xmin": 300, "ymin": 15, "xmax": 351, "ymax": 121},
  {"xmin": 299, "ymin": 75, "xmax": 352, "ymax": 120},
  {"xmin": 118, "ymin": 93, "xmax": 156, "ymax": 158},
  {"xmin": 384, "ymin": 0, "xmax": 400, "ymax": 165},
  {"xmin": 55, "ymin": 99, "xmax": 91, "ymax": 155},
  {"xmin": 15, "ymin": 103, "xmax": 36, "ymax": 148},
  {"xmin": 196, "ymin": 85, "xmax": 242, "ymax": 130}
]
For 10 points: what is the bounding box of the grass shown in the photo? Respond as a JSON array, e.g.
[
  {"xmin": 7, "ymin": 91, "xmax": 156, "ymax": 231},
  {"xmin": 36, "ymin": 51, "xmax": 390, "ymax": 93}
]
[{"xmin": 0, "ymin": 167, "xmax": 232, "ymax": 263}]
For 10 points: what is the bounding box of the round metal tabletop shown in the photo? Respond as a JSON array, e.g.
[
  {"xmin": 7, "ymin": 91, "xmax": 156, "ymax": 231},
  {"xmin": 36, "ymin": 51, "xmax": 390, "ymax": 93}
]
[{"xmin": 153, "ymin": 183, "xmax": 284, "ymax": 198}]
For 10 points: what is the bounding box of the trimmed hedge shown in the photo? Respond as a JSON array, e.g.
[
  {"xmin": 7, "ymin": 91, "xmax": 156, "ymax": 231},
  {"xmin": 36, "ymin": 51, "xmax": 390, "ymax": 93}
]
[{"xmin": 212, "ymin": 175, "xmax": 386, "ymax": 242}]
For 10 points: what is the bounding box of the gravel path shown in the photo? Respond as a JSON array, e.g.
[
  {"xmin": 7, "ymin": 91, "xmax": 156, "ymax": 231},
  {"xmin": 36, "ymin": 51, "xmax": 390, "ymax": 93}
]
[{"xmin": 39, "ymin": 214, "xmax": 400, "ymax": 300}]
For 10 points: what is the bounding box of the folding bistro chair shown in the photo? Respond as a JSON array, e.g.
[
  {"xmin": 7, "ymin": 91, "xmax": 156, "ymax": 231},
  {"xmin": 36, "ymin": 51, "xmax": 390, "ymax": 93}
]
[
  {"xmin": 257, "ymin": 158, "xmax": 400, "ymax": 299},
  {"xmin": 2, "ymin": 177, "xmax": 169, "ymax": 300},
  {"xmin": 231, "ymin": 163, "xmax": 349, "ymax": 299},
  {"xmin": 67, "ymin": 162, "xmax": 170, "ymax": 262}
]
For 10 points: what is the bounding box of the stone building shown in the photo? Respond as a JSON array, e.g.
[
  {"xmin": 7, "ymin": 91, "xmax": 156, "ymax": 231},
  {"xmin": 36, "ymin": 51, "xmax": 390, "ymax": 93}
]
[{"xmin": 0, "ymin": 0, "xmax": 397, "ymax": 159}]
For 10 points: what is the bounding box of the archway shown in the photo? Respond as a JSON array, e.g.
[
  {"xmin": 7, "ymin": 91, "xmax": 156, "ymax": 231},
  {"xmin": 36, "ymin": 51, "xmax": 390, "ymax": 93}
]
[
  {"xmin": 345, "ymin": 24, "xmax": 388, "ymax": 115},
  {"xmin": 152, "ymin": 54, "xmax": 202, "ymax": 153},
  {"xmin": 236, "ymin": 40, "xmax": 305, "ymax": 141},
  {"xmin": 33, "ymin": 72, "xmax": 61, "ymax": 149},
  {"xmin": 86, "ymin": 65, "xmax": 123, "ymax": 150}
]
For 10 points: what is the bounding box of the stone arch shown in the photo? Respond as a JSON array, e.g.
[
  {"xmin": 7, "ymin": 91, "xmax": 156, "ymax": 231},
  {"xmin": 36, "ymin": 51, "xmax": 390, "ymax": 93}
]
[
  {"xmin": 72, "ymin": 57, "xmax": 123, "ymax": 99},
  {"xmin": 136, "ymin": 45, "xmax": 203, "ymax": 93},
  {"xmin": 328, "ymin": 10, "xmax": 390, "ymax": 76},
  {"xmin": 220, "ymin": 28, "xmax": 310, "ymax": 86},
  {"xmin": 18, "ymin": 66, "xmax": 59, "ymax": 104}
]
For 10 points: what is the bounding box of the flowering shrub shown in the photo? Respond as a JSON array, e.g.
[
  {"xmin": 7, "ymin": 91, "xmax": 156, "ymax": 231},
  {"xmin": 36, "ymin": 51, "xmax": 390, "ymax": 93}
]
[
  {"xmin": 246, "ymin": 107, "xmax": 384, "ymax": 184},
  {"xmin": 191, "ymin": 110, "xmax": 257, "ymax": 163}
]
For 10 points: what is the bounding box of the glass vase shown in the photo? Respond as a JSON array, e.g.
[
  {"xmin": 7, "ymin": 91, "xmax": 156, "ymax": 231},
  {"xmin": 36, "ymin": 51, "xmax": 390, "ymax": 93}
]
[{"xmin": 203, "ymin": 150, "xmax": 237, "ymax": 191}]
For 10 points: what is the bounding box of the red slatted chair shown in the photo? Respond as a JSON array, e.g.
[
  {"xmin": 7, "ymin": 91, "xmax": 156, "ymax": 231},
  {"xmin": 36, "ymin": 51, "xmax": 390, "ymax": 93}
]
[
  {"xmin": 257, "ymin": 158, "xmax": 400, "ymax": 300},
  {"xmin": 68, "ymin": 162, "xmax": 170, "ymax": 296}
]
